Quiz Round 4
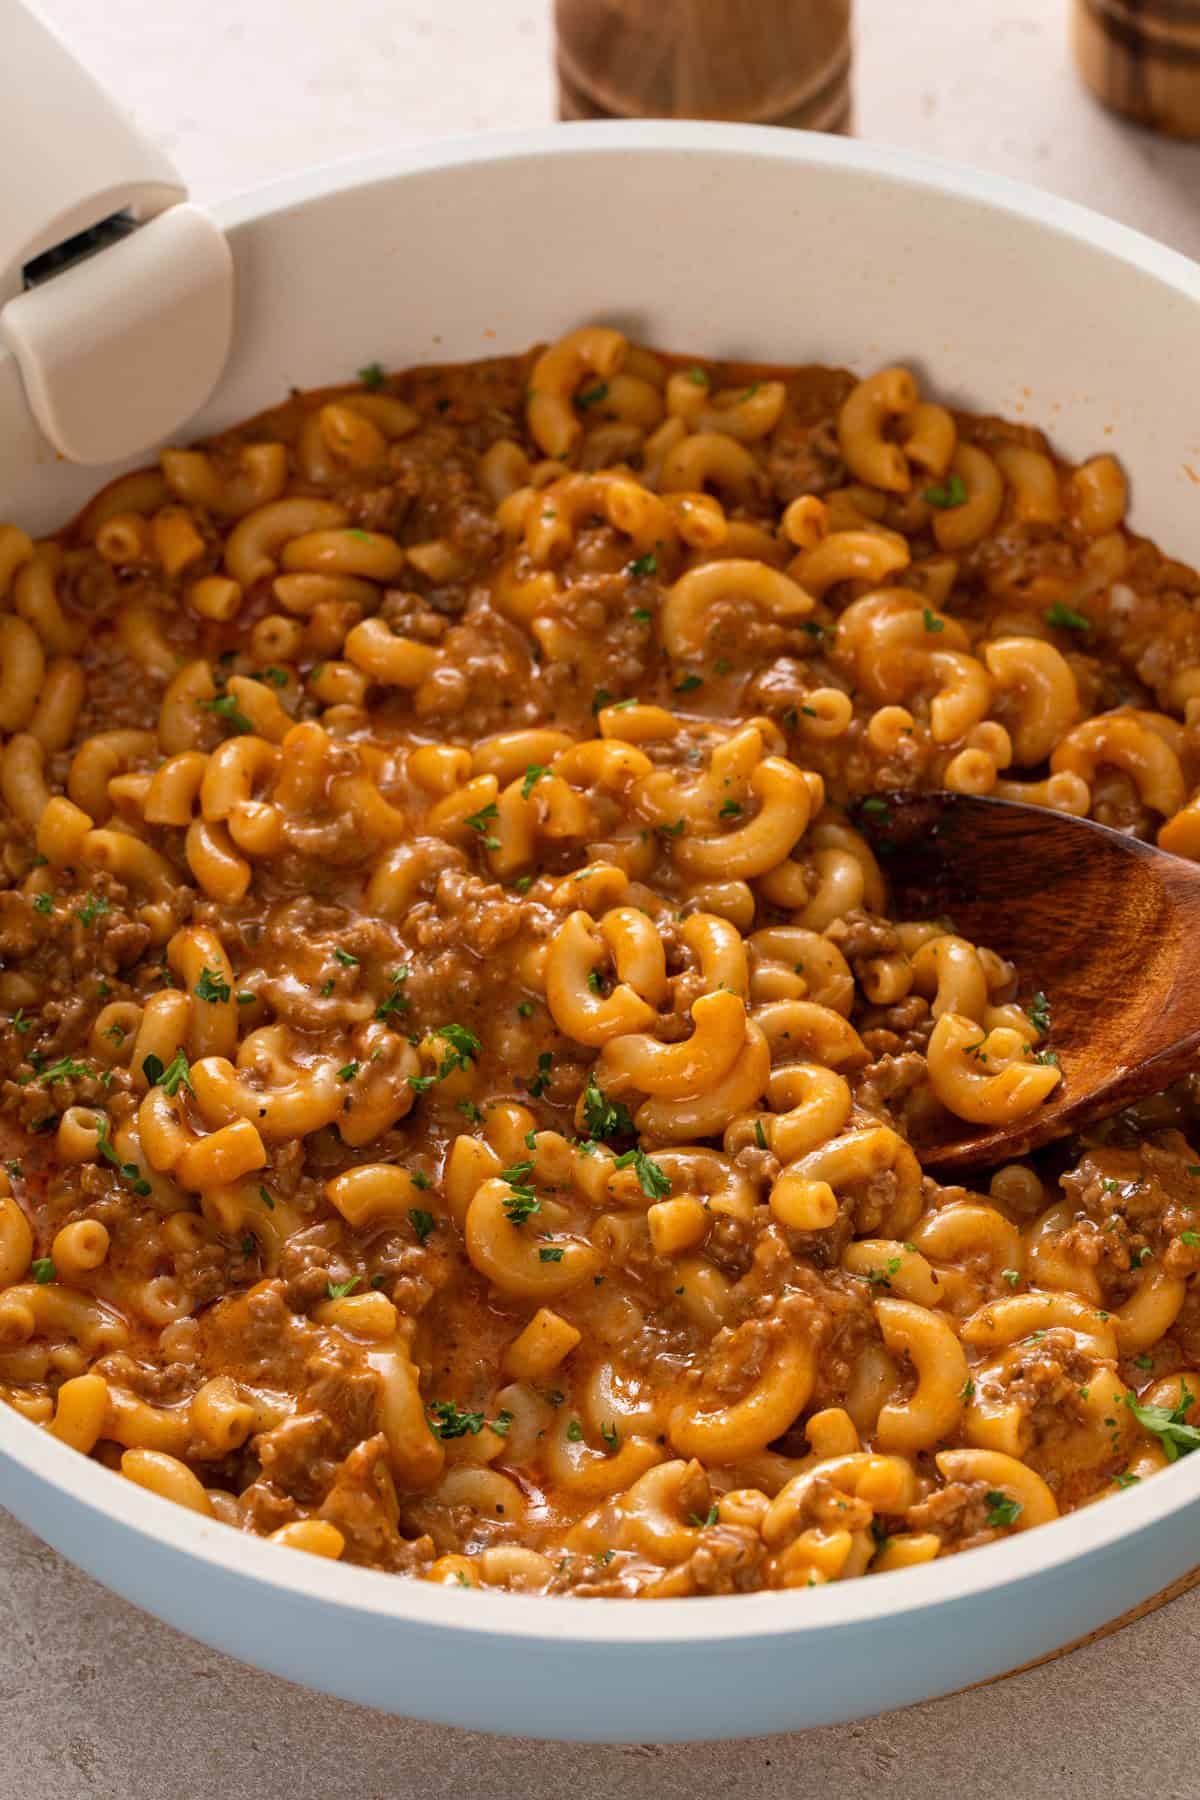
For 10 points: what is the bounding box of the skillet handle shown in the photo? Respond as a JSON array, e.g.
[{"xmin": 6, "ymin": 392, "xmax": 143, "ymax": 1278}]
[{"xmin": 0, "ymin": 1, "xmax": 232, "ymax": 465}]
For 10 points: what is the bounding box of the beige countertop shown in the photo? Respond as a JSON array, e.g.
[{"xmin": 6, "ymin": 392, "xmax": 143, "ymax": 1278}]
[{"xmin": 7, "ymin": 2, "xmax": 1200, "ymax": 1793}]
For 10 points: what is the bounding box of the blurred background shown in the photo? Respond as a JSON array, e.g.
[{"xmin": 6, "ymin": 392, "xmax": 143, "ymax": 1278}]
[{"xmin": 29, "ymin": 0, "xmax": 1200, "ymax": 259}]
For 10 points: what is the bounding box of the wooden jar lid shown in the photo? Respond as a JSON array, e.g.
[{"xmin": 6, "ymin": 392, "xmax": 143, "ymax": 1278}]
[
  {"xmin": 554, "ymin": 0, "xmax": 853, "ymax": 133},
  {"xmin": 1073, "ymin": 0, "xmax": 1200, "ymax": 138}
]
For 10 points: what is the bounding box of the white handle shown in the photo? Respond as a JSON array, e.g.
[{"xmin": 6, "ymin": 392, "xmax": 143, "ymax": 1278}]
[
  {"xmin": 0, "ymin": 2, "xmax": 184, "ymax": 302},
  {"xmin": 0, "ymin": 1, "xmax": 232, "ymax": 466}
]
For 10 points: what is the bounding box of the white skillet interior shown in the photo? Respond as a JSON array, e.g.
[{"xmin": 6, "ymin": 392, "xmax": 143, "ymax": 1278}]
[{"xmin": 1, "ymin": 122, "xmax": 1200, "ymax": 1740}]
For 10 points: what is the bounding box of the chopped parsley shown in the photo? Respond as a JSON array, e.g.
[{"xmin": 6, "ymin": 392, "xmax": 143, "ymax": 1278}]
[
  {"xmin": 923, "ymin": 473, "xmax": 968, "ymax": 509},
  {"xmin": 517, "ymin": 1000, "xmax": 534, "ymax": 1018},
  {"xmin": 23, "ymin": 1054, "xmax": 93, "ymax": 1088},
  {"xmin": 613, "ymin": 1146, "xmax": 672, "ymax": 1201},
  {"xmin": 325, "ymin": 1276, "xmax": 360, "ymax": 1300},
  {"xmin": 719, "ymin": 798, "xmax": 742, "ymax": 819},
  {"xmin": 984, "ymin": 1490, "xmax": 1023, "ymax": 1528},
  {"xmin": 521, "ymin": 764, "xmax": 548, "ymax": 800},
  {"xmin": 200, "ymin": 693, "xmax": 253, "ymax": 735},
  {"xmin": 1027, "ymin": 991, "xmax": 1051, "ymax": 1035},
  {"xmin": 75, "ymin": 893, "xmax": 110, "ymax": 927},
  {"xmin": 464, "ymin": 801, "xmax": 501, "ymax": 850},
  {"xmin": 525, "ymin": 1050, "xmax": 553, "ymax": 1098},
  {"xmin": 1124, "ymin": 1381, "xmax": 1200, "ymax": 1461},
  {"xmin": 754, "ymin": 1119, "xmax": 768, "ymax": 1150},
  {"xmin": 591, "ymin": 688, "xmax": 612, "ymax": 714},
  {"xmin": 587, "ymin": 969, "xmax": 603, "ymax": 994},
  {"xmin": 375, "ymin": 965, "xmax": 411, "ymax": 1020},
  {"xmin": 629, "ymin": 554, "xmax": 657, "ymax": 579},
  {"xmin": 142, "ymin": 1048, "xmax": 193, "ymax": 1097},
  {"xmin": 576, "ymin": 382, "xmax": 609, "ymax": 410},
  {"xmin": 1032, "ymin": 1050, "xmax": 1059, "ymax": 1066},
  {"xmin": 408, "ymin": 1208, "xmax": 435, "ymax": 1245},
  {"xmin": 859, "ymin": 796, "xmax": 891, "ymax": 819},
  {"xmin": 1000, "ymin": 1268, "xmax": 1021, "ymax": 1288},
  {"xmin": 333, "ymin": 948, "xmax": 358, "ymax": 967},
  {"xmin": 32, "ymin": 893, "xmax": 53, "ymax": 915},
  {"xmin": 689, "ymin": 1504, "xmax": 720, "ymax": 1528},
  {"xmin": 685, "ymin": 367, "xmax": 709, "ymax": 387},
  {"xmin": 255, "ymin": 666, "xmax": 288, "ymax": 688},
  {"xmin": 867, "ymin": 1258, "xmax": 902, "ymax": 1288},
  {"xmin": 357, "ymin": 361, "xmax": 385, "ymax": 389},
  {"xmin": 502, "ymin": 1163, "xmax": 541, "ymax": 1225},
  {"xmin": 581, "ymin": 1077, "xmax": 634, "ymax": 1141},
  {"xmin": 566, "ymin": 1418, "xmax": 585, "ymax": 1442},
  {"xmin": 436, "ymin": 1023, "xmax": 481, "ymax": 1079},
  {"xmin": 30, "ymin": 1258, "xmax": 55, "ymax": 1284},
  {"xmin": 1181, "ymin": 1230, "xmax": 1200, "ymax": 1248},
  {"xmin": 960, "ymin": 1377, "xmax": 976, "ymax": 1402},
  {"xmin": 1044, "ymin": 602, "xmax": 1091, "ymax": 632},
  {"xmin": 258, "ymin": 1185, "xmax": 275, "ymax": 1211},
  {"xmin": 673, "ymin": 673, "xmax": 703, "ymax": 694},
  {"xmin": 538, "ymin": 1245, "xmax": 565, "ymax": 1262},
  {"xmin": 599, "ymin": 1421, "xmax": 620, "ymax": 1453},
  {"xmin": 922, "ymin": 608, "xmax": 944, "ymax": 634},
  {"xmin": 659, "ymin": 818, "xmax": 686, "ymax": 838},
  {"xmin": 428, "ymin": 1402, "xmax": 485, "ymax": 1440},
  {"xmin": 194, "ymin": 967, "xmax": 232, "ymax": 1004},
  {"xmin": 94, "ymin": 1116, "xmax": 151, "ymax": 1196},
  {"xmin": 337, "ymin": 1061, "xmax": 359, "ymax": 1082}
]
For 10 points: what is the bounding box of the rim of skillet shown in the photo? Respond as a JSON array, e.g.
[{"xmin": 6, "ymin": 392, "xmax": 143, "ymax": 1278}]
[{"xmin": 4, "ymin": 116, "xmax": 1200, "ymax": 1648}]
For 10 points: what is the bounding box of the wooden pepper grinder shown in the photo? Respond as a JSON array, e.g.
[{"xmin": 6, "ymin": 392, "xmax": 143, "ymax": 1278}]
[
  {"xmin": 554, "ymin": 0, "xmax": 853, "ymax": 134},
  {"xmin": 1073, "ymin": 1, "xmax": 1200, "ymax": 138}
]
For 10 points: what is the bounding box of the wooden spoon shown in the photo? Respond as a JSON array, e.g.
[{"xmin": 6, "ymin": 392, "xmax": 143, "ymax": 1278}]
[{"xmin": 851, "ymin": 792, "xmax": 1200, "ymax": 1176}]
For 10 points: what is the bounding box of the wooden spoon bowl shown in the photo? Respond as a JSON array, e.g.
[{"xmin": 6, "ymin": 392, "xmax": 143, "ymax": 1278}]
[{"xmin": 853, "ymin": 792, "xmax": 1200, "ymax": 1175}]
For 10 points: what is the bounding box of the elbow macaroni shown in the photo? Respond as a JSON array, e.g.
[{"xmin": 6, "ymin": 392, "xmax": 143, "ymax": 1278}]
[{"xmin": 0, "ymin": 329, "xmax": 1193, "ymax": 1598}]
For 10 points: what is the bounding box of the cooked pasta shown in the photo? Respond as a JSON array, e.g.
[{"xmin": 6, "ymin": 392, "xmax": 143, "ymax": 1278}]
[{"xmin": 1, "ymin": 331, "xmax": 1199, "ymax": 1598}]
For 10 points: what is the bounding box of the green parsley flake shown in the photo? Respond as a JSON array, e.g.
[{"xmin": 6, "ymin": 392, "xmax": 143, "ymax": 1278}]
[
  {"xmin": 923, "ymin": 473, "xmax": 968, "ymax": 509},
  {"xmin": 984, "ymin": 1490, "xmax": 1023, "ymax": 1528},
  {"xmin": 75, "ymin": 893, "xmax": 110, "ymax": 927},
  {"xmin": 465, "ymin": 801, "xmax": 501, "ymax": 850},
  {"xmin": 326, "ymin": 1276, "xmax": 360, "ymax": 1300},
  {"xmin": 1124, "ymin": 1381, "xmax": 1200, "ymax": 1461},
  {"xmin": 194, "ymin": 967, "xmax": 232, "ymax": 1004},
  {"xmin": 1044, "ymin": 602, "xmax": 1091, "ymax": 632},
  {"xmin": 142, "ymin": 1048, "xmax": 193, "ymax": 1097},
  {"xmin": 428, "ymin": 1401, "xmax": 485, "ymax": 1440},
  {"xmin": 31, "ymin": 1258, "xmax": 55, "ymax": 1284},
  {"xmin": 408, "ymin": 1208, "xmax": 435, "ymax": 1245},
  {"xmin": 200, "ymin": 693, "xmax": 253, "ymax": 735},
  {"xmin": 582, "ymin": 1078, "xmax": 634, "ymax": 1142},
  {"xmin": 525, "ymin": 1051, "xmax": 553, "ymax": 1099},
  {"xmin": 613, "ymin": 1146, "xmax": 672, "ymax": 1201}
]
